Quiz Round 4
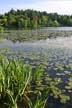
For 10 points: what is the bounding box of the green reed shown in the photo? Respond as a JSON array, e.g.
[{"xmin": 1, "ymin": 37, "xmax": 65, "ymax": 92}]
[{"xmin": 0, "ymin": 55, "xmax": 50, "ymax": 108}]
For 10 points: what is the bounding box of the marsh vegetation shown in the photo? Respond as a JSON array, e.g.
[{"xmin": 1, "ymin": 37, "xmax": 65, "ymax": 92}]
[{"xmin": 0, "ymin": 28, "xmax": 72, "ymax": 108}]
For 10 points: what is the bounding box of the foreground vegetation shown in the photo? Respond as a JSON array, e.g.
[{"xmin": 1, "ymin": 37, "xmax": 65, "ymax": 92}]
[
  {"xmin": 0, "ymin": 54, "xmax": 50, "ymax": 108},
  {"xmin": 0, "ymin": 9, "xmax": 72, "ymax": 31},
  {"xmin": 0, "ymin": 52, "xmax": 71, "ymax": 108}
]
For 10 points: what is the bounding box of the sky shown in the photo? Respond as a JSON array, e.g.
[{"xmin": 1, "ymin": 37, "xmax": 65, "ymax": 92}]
[{"xmin": 0, "ymin": 0, "xmax": 72, "ymax": 15}]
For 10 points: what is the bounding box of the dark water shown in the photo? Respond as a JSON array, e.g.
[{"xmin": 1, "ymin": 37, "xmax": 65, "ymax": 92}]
[{"xmin": 0, "ymin": 35, "xmax": 72, "ymax": 108}]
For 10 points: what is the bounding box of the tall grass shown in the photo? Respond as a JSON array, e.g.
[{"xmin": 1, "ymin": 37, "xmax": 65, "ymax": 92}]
[{"xmin": 0, "ymin": 55, "xmax": 50, "ymax": 108}]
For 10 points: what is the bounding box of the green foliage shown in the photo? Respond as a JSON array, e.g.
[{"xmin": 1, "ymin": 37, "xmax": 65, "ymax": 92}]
[
  {"xmin": 0, "ymin": 55, "xmax": 50, "ymax": 108},
  {"xmin": 0, "ymin": 9, "xmax": 72, "ymax": 29},
  {"xmin": 0, "ymin": 26, "xmax": 5, "ymax": 33},
  {"xmin": 33, "ymin": 89, "xmax": 50, "ymax": 108},
  {"xmin": 0, "ymin": 56, "xmax": 32, "ymax": 108}
]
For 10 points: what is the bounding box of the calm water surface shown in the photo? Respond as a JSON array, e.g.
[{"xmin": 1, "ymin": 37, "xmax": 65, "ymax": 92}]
[{"xmin": 44, "ymin": 27, "xmax": 72, "ymax": 31}]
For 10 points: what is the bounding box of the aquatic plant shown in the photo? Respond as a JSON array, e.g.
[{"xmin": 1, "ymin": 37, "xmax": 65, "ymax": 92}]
[
  {"xmin": 0, "ymin": 55, "xmax": 32, "ymax": 108},
  {"xmin": 0, "ymin": 55, "xmax": 50, "ymax": 108}
]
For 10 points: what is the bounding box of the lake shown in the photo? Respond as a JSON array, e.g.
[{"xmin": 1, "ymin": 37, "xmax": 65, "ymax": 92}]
[
  {"xmin": 0, "ymin": 27, "xmax": 72, "ymax": 108},
  {"xmin": 43, "ymin": 27, "xmax": 72, "ymax": 31},
  {"xmin": 1, "ymin": 27, "xmax": 72, "ymax": 42}
]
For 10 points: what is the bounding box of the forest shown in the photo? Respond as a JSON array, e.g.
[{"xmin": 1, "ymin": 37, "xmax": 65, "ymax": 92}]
[{"xmin": 0, "ymin": 9, "xmax": 72, "ymax": 30}]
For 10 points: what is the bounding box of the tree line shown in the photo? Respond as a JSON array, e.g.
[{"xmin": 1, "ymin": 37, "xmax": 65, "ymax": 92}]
[{"xmin": 0, "ymin": 9, "xmax": 72, "ymax": 30}]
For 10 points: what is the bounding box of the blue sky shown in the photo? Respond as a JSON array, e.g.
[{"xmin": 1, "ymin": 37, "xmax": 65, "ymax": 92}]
[{"xmin": 0, "ymin": 0, "xmax": 72, "ymax": 15}]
